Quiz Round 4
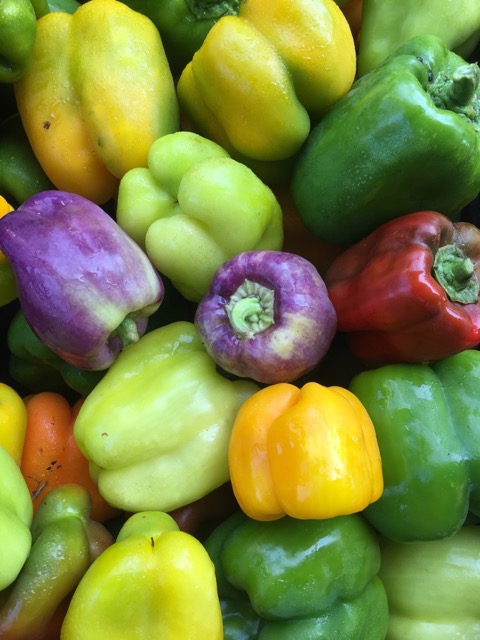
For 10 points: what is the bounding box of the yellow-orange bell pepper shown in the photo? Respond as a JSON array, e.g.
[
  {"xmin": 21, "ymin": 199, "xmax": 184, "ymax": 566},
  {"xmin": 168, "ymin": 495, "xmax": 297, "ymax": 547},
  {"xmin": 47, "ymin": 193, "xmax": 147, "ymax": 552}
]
[
  {"xmin": 14, "ymin": 0, "xmax": 179, "ymax": 204},
  {"xmin": 229, "ymin": 381, "xmax": 384, "ymax": 521},
  {"xmin": 177, "ymin": 0, "xmax": 356, "ymax": 180},
  {"xmin": 0, "ymin": 382, "xmax": 27, "ymax": 466}
]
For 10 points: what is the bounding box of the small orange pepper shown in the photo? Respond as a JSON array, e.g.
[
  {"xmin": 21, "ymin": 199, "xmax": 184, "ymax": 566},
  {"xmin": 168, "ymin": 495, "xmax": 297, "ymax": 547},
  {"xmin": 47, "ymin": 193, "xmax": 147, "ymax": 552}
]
[
  {"xmin": 228, "ymin": 381, "xmax": 383, "ymax": 521},
  {"xmin": 20, "ymin": 392, "xmax": 119, "ymax": 522}
]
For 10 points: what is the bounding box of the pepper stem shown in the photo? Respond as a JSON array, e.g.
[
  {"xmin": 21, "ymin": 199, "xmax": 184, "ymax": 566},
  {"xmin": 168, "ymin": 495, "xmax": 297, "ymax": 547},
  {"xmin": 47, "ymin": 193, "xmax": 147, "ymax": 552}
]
[
  {"xmin": 186, "ymin": 0, "xmax": 241, "ymax": 20},
  {"xmin": 433, "ymin": 244, "xmax": 479, "ymax": 304},
  {"xmin": 429, "ymin": 63, "xmax": 480, "ymax": 120},
  {"xmin": 112, "ymin": 315, "xmax": 140, "ymax": 349},
  {"xmin": 225, "ymin": 279, "xmax": 275, "ymax": 338}
]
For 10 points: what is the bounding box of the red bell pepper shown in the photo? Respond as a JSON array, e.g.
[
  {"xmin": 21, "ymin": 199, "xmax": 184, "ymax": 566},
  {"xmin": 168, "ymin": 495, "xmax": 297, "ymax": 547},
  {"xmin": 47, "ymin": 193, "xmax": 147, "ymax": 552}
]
[{"xmin": 324, "ymin": 210, "xmax": 480, "ymax": 364}]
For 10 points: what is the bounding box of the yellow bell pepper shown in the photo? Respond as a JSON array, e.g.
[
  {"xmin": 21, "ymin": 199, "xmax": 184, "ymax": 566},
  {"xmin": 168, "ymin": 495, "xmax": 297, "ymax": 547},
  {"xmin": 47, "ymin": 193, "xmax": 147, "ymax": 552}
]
[
  {"xmin": 229, "ymin": 381, "xmax": 384, "ymax": 521},
  {"xmin": 0, "ymin": 197, "xmax": 17, "ymax": 307},
  {"xmin": 177, "ymin": 0, "xmax": 356, "ymax": 180},
  {"xmin": 14, "ymin": 0, "xmax": 179, "ymax": 204},
  {"xmin": 0, "ymin": 382, "xmax": 27, "ymax": 466},
  {"xmin": 60, "ymin": 510, "xmax": 223, "ymax": 640}
]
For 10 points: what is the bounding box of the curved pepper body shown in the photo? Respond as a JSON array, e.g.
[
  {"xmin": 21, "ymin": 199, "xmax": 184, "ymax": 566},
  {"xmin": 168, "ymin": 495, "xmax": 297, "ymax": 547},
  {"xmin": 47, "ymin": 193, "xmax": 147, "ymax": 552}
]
[
  {"xmin": 350, "ymin": 349, "xmax": 480, "ymax": 542},
  {"xmin": 0, "ymin": 0, "xmax": 37, "ymax": 84},
  {"xmin": 74, "ymin": 321, "xmax": 258, "ymax": 513},
  {"xmin": 205, "ymin": 510, "xmax": 389, "ymax": 639},
  {"xmin": 229, "ymin": 381, "xmax": 383, "ymax": 521},
  {"xmin": 0, "ymin": 484, "xmax": 113, "ymax": 640},
  {"xmin": 325, "ymin": 211, "xmax": 480, "ymax": 364},
  {"xmin": 116, "ymin": 131, "xmax": 284, "ymax": 302},
  {"xmin": 60, "ymin": 511, "xmax": 223, "ymax": 640},
  {"xmin": 14, "ymin": 0, "xmax": 179, "ymax": 204},
  {"xmin": 177, "ymin": 0, "xmax": 355, "ymax": 178},
  {"xmin": 379, "ymin": 525, "xmax": 480, "ymax": 639},
  {"xmin": 291, "ymin": 35, "xmax": 480, "ymax": 245},
  {"xmin": 0, "ymin": 382, "xmax": 27, "ymax": 465},
  {"xmin": 0, "ymin": 445, "xmax": 33, "ymax": 591}
]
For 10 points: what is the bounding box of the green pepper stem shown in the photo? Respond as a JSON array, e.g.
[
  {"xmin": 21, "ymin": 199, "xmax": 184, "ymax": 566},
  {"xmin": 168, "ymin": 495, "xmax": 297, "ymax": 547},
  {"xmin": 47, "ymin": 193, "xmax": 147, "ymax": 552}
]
[
  {"xmin": 112, "ymin": 316, "xmax": 140, "ymax": 349},
  {"xmin": 225, "ymin": 279, "xmax": 275, "ymax": 338},
  {"xmin": 186, "ymin": 0, "xmax": 241, "ymax": 20},
  {"xmin": 433, "ymin": 243, "xmax": 479, "ymax": 304},
  {"xmin": 429, "ymin": 63, "xmax": 480, "ymax": 119}
]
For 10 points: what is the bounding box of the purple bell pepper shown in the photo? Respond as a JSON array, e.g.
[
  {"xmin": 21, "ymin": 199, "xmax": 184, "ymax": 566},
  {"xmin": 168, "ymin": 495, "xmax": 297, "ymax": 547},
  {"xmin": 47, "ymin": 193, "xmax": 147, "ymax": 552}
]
[
  {"xmin": 194, "ymin": 250, "xmax": 337, "ymax": 383},
  {"xmin": 0, "ymin": 190, "xmax": 164, "ymax": 370}
]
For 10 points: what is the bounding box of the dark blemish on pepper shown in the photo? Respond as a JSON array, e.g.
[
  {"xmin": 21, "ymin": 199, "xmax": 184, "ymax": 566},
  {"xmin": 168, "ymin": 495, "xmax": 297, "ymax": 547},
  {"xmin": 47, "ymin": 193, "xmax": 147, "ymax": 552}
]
[
  {"xmin": 151, "ymin": 537, "xmax": 155, "ymax": 547},
  {"xmin": 43, "ymin": 121, "xmax": 51, "ymax": 130}
]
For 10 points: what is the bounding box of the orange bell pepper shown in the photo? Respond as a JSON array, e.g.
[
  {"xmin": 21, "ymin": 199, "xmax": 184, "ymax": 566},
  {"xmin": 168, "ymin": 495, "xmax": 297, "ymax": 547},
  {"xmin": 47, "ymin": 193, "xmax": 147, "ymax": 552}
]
[
  {"xmin": 20, "ymin": 392, "xmax": 118, "ymax": 522},
  {"xmin": 228, "ymin": 381, "xmax": 383, "ymax": 521}
]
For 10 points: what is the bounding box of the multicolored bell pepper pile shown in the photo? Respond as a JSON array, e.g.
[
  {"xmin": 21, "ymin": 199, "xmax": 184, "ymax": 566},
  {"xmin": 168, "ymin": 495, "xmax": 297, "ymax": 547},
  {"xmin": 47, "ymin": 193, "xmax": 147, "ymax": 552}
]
[{"xmin": 0, "ymin": 0, "xmax": 479, "ymax": 638}]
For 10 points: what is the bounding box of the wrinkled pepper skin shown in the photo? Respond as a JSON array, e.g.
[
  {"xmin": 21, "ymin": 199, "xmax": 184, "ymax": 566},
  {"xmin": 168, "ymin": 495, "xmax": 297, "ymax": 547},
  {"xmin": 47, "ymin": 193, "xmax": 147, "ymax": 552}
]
[
  {"xmin": 379, "ymin": 525, "xmax": 480, "ymax": 639},
  {"xmin": 205, "ymin": 510, "xmax": 389, "ymax": 639},
  {"xmin": 116, "ymin": 131, "xmax": 284, "ymax": 302},
  {"xmin": 60, "ymin": 510, "xmax": 223, "ymax": 640},
  {"xmin": 0, "ymin": 445, "xmax": 33, "ymax": 591},
  {"xmin": 0, "ymin": 484, "xmax": 113, "ymax": 640},
  {"xmin": 291, "ymin": 35, "xmax": 480, "ymax": 245},
  {"xmin": 358, "ymin": 0, "xmax": 480, "ymax": 76},
  {"xmin": 349, "ymin": 350, "xmax": 480, "ymax": 542},
  {"xmin": 0, "ymin": 191, "xmax": 164, "ymax": 371},
  {"xmin": 122, "ymin": 0, "xmax": 242, "ymax": 76},
  {"xmin": 325, "ymin": 211, "xmax": 480, "ymax": 364},
  {"xmin": 229, "ymin": 382, "xmax": 383, "ymax": 521},
  {"xmin": 177, "ymin": 0, "xmax": 356, "ymax": 180},
  {"xmin": 74, "ymin": 321, "xmax": 259, "ymax": 513},
  {"xmin": 7, "ymin": 309, "xmax": 104, "ymax": 397},
  {"xmin": 14, "ymin": 0, "xmax": 179, "ymax": 204}
]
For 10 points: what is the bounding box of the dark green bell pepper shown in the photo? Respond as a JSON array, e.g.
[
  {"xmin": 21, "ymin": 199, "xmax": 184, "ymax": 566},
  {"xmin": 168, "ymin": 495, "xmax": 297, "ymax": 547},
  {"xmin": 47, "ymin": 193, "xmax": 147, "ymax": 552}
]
[
  {"xmin": 291, "ymin": 34, "xmax": 480, "ymax": 245},
  {"xmin": 121, "ymin": 0, "xmax": 242, "ymax": 76},
  {"xmin": 7, "ymin": 309, "xmax": 105, "ymax": 397},
  {"xmin": 204, "ymin": 510, "xmax": 389, "ymax": 639},
  {"xmin": 349, "ymin": 349, "xmax": 480, "ymax": 543},
  {"xmin": 0, "ymin": 113, "xmax": 54, "ymax": 206},
  {"xmin": 379, "ymin": 525, "xmax": 480, "ymax": 638}
]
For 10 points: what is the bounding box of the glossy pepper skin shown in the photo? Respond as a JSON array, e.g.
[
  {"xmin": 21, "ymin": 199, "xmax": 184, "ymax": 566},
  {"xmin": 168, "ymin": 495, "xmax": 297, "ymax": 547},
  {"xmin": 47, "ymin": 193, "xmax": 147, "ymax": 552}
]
[
  {"xmin": 0, "ymin": 0, "xmax": 41, "ymax": 84},
  {"xmin": 7, "ymin": 309, "xmax": 104, "ymax": 397},
  {"xmin": 0, "ymin": 191, "xmax": 164, "ymax": 371},
  {"xmin": 74, "ymin": 321, "xmax": 258, "ymax": 513},
  {"xmin": 349, "ymin": 350, "xmax": 480, "ymax": 542},
  {"xmin": 116, "ymin": 131, "xmax": 284, "ymax": 302},
  {"xmin": 0, "ymin": 382, "xmax": 27, "ymax": 466},
  {"xmin": 325, "ymin": 211, "xmax": 480, "ymax": 365},
  {"xmin": 0, "ymin": 114, "xmax": 55, "ymax": 207},
  {"xmin": 121, "ymin": 0, "xmax": 241, "ymax": 76},
  {"xmin": 0, "ymin": 484, "xmax": 114, "ymax": 640},
  {"xmin": 358, "ymin": 0, "xmax": 480, "ymax": 76},
  {"xmin": 205, "ymin": 510, "xmax": 389, "ymax": 639},
  {"xmin": 379, "ymin": 525, "xmax": 480, "ymax": 639},
  {"xmin": 0, "ymin": 445, "xmax": 33, "ymax": 591},
  {"xmin": 61, "ymin": 510, "xmax": 223, "ymax": 640},
  {"xmin": 14, "ymin": 0, "xmax": 179, "ymax": 204},
  {"xmin": 177, "ymin": 0, "xmax": 356, "ymax": 181},
  {"xmin": 229, "ymin": 382, "xmax": 383, "ymax": 521},
  {"xmin": 291, "ymin": 35, "xmax": 480, "ymax": 245}
]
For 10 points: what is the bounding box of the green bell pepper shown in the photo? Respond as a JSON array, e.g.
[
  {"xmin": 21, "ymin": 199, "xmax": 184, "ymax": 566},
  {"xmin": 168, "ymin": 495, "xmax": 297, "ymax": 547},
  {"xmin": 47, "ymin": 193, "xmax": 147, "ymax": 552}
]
[
  {"xmin": 349, "ymin": 349, "xmax": 480, "ymax": 542},
  {"xmin": 0, "ymin": 484, "xmax": 113, "ymax": 639},
  {"xmin": 358, "ymin": 0, "xmax": 480, "ymax": 76},
  {"xmin": 0, "ymin": 113, "xmax": 55, "ymax": 206},
  {"xmin": 204, "ymin": 510, "xmax": 389, "ymax": 639},
  {"xmin": 291, "ymin": 34, "xmax": 480, "ymax": 245},
  {"xmin": 116, "ymin": 131, "xmax": 284, "ymax": 302},
  {"xmin": 74, "ymin": 321, "xmax": 259, "ymax": 513},
  {"xmin": 7, "ymin": 308, "xmax": 105, "ymax": 397},
  {"xmin": 0, "ymin": 0, "xmax": 42, "ymax": 83},
  {"xmin": 379, "ymin": 525, "xmax": 480, "ymax": 639},
  {"xmin": 0, "ymin": 444, "xmax": 33, "ymax": 592},
  {"xmin": 121, "ymin": 0, "xmax": 241, "ymax": 76}
]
